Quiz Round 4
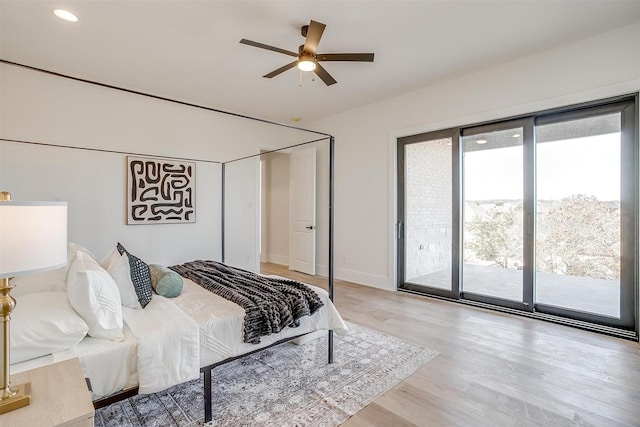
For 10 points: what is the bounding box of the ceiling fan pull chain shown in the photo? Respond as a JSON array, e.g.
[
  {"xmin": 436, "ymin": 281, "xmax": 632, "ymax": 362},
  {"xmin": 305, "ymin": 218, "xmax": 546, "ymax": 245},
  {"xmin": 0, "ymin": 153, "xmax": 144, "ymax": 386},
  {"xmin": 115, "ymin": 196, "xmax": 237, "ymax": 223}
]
[{"xmin": 299, "ymin": 70, "xmax": 303, "ymax": 88}]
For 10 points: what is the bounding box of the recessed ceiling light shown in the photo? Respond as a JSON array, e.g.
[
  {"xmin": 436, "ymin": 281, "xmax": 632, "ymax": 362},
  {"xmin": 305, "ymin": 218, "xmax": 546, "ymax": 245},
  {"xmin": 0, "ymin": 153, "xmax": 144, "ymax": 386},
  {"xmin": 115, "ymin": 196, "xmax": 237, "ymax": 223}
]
[
  {"xmin": 513, "ymin": 133, "xmax": 521, "ymax": 138},
  {"xmin": 476, "ymin": 139, "xmax": 488, "ymax": 145},
  {"xmin": 53, "ymin": 9, "xmax": 78, "ymax": 23}
]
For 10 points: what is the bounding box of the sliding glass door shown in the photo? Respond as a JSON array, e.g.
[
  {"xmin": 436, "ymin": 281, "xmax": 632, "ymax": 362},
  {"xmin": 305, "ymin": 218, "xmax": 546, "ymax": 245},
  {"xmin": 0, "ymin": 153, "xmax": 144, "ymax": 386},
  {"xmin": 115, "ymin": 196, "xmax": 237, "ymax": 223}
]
[
  {"xmin": 461, "ymin": 121, "xmax": 529, "ymax": 309},
  {"xmin": 397, "ymin": 96, "xmax": 637, "ymax": 333},
  {"xmin": 397, "ymin": 129, "xmax": 459, "ymax": 298},
  {"xmin": 534, "ymin": 103, "xmax": 636, "ymax": 327}
]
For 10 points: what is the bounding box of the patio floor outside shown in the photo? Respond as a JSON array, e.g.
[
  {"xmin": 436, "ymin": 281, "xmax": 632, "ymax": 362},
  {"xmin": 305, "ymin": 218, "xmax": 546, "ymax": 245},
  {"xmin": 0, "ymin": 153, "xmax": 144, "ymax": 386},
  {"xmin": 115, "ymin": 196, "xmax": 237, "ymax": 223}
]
[{"xmin": 409, "ymin": 263, "xmax": 620, "ymax": 318}]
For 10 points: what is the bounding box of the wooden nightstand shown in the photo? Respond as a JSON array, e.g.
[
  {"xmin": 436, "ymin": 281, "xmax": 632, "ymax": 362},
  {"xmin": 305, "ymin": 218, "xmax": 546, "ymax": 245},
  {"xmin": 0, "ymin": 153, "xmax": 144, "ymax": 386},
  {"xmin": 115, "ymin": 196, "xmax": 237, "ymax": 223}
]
[{"xmin": 1, "ymin": 358, "xmax": 94, "ymax": 426}]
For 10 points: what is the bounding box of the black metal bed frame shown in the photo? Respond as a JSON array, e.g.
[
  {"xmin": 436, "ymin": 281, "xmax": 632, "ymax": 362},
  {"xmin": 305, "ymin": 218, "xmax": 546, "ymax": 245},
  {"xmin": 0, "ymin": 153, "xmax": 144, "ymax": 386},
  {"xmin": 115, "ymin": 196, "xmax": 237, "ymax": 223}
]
[
  {"xmin": 93, "ymin": 328, "xmax": 334, "ymax": 423},
  {"xmin": 0, "ymin": 59, "xmax": 337, "ymax": 425},
  {"xmin": 200, "ymin": 330, "xmax": 334, "ymax": 423}
]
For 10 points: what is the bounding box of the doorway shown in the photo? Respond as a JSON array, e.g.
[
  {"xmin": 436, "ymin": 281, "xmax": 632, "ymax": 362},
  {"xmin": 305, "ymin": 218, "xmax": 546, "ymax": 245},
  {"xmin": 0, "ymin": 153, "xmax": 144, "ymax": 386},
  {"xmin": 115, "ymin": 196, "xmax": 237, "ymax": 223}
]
[{"xmin": 260, "ymin": 146, "xmax": 317, "ymax": 275}]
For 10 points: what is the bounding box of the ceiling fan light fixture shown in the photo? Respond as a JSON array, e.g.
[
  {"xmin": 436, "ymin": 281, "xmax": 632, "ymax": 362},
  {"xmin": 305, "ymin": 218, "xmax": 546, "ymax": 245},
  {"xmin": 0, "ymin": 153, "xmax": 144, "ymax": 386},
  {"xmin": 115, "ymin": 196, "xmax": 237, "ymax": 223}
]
[{"xmin": 297, "ymin": 54, "xmax": 316, "ymax": 72}]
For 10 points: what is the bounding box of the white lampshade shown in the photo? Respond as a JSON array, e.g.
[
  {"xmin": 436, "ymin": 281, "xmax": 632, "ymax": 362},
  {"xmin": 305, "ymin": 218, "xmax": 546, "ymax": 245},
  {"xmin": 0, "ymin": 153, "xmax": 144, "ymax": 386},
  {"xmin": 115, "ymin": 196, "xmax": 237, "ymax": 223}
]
[{"xmin": 0, "ymin": 201, "xmax": 68, "ymax": 278}]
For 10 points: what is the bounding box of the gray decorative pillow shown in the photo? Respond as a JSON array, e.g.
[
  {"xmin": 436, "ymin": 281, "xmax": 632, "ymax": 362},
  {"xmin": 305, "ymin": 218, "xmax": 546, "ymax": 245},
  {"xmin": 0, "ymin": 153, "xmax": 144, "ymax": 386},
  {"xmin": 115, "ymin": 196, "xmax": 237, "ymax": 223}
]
[
  {"xmin": 149, "ymin": 264, "xmax": 183, "ymax": 298},
  {"xmin": 116, "ymin": 242, "xmax": 153, "ymax": 308}
]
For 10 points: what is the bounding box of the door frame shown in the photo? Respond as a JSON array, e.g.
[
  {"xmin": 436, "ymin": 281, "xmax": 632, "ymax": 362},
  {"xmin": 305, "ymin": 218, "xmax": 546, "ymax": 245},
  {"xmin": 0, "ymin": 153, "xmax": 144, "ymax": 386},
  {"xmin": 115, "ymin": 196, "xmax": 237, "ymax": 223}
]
[{"xmin": 397, "ymin": 127, "xmax": 460, "ymax": 299}]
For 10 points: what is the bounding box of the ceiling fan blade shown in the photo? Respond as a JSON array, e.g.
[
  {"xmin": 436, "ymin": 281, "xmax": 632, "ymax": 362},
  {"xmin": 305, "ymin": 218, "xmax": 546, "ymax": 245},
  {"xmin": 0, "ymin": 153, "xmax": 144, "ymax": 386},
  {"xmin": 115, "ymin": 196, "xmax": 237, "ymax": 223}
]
[
  {"xmin": 240, "ymin": 39, "xmax": 297, "ymax": 57},
  {"xmin": 317, "ymin": 53, "xmax": 375, "ymax": 62},
  {"xmin": 314, "ymin": 63, "xmax": 337, "ymax": 86},
  {"xmin": 303, "ymin": 20, "xmax": 326, "ymax": 54},
  {"xmin": 263, "ymin": 60, "xmax": 298, "ymax": 78}
]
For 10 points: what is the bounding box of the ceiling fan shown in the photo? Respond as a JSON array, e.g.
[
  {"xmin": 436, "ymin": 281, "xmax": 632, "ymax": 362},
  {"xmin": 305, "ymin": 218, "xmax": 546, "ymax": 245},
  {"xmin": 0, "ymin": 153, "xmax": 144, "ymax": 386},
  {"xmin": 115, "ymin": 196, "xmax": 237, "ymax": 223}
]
[{"xmin": 240, "ymin": 20, "xmax": 374, "ymax": 86}]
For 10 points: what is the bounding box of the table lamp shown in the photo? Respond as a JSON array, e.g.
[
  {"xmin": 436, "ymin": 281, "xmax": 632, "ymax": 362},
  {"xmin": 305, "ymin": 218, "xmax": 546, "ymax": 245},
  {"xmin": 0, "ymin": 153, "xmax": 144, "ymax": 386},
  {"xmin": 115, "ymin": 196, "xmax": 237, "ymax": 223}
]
[{"xmin": 0, "ymin": 191, "xmax": 67, "ymax": 414}]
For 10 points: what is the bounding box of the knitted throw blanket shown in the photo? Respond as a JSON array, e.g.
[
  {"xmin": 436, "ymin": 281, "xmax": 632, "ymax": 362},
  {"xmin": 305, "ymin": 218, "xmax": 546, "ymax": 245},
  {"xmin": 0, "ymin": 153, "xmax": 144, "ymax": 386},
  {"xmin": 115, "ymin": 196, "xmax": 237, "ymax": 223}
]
[{"xmin": 169, "ymin": 260, "xmax": 324, "ymax": 344}]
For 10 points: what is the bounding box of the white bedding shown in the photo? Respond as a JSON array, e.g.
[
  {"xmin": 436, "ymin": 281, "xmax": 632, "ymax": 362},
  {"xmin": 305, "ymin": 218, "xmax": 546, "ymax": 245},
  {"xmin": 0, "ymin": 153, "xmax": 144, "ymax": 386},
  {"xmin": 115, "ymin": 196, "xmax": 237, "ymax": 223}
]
[
  {"xmin": 122, "ymin": 294, "xmax": 200, "ymax": 394},
  {"xmin": 172, "ymin": 278, "xmax": 349, "ymax": 367},
  {"xmin": 11, "ymin": 273, "xmax": 347, "ymax": 400},
  {"xmin": 11, "ymin": 326, "xmax": 138, "ymax": 400}
]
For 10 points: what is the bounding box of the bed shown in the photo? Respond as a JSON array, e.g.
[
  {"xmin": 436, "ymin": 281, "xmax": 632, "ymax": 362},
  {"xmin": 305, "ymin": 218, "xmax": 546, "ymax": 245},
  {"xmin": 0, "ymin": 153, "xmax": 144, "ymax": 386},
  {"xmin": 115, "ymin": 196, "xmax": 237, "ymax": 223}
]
[{"xmin": 9, "ymin": 243, "xmax": 348, "ymax": 423}]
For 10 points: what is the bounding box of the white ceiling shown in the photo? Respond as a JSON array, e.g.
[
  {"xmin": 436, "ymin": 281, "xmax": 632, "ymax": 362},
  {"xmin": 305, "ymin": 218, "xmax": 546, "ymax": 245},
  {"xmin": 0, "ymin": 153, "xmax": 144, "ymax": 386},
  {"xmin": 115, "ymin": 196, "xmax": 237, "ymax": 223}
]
[{"xmin": 1, "ymin": 1, "xmax": 639, "ymax": 124}]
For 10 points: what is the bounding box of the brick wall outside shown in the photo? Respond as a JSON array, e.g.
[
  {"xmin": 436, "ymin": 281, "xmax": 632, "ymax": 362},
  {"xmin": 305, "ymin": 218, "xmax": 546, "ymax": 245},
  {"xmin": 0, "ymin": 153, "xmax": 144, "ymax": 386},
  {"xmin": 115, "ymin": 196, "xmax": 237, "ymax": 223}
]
[{"xmin": 405, "ymin": 138, "xmax": 452, "ymax": 280}]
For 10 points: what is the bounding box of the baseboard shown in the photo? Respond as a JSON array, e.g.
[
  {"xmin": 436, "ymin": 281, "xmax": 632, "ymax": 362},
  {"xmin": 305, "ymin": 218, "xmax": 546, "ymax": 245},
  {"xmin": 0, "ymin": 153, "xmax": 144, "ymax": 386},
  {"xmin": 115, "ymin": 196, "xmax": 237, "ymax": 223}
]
[
  {"xmin": 262, "ymin": 253, "xmax": 289, "ymax": 265},
  {"xmin": 337, "ymin": 268, "xmax": 393, "ymax": 290},
  {"xmin": 265, "ymin": 261, "xmax": 393, "ymax": 291},
  {"xmin": 316, "ymin": 264, "xmax": 393, "ymax": 291},
  {"xmin": 316, "ymin": 263, "xmax": 329, "ymax": 277}
]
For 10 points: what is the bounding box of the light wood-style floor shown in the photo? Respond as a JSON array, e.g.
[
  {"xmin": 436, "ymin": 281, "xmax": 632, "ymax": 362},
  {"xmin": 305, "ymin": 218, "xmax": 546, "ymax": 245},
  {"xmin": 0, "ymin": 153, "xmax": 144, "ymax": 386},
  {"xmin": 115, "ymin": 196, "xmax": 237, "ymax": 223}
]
[{"xmin": 261, "ymin": 263, "xmax": 640, "ymax": 427}]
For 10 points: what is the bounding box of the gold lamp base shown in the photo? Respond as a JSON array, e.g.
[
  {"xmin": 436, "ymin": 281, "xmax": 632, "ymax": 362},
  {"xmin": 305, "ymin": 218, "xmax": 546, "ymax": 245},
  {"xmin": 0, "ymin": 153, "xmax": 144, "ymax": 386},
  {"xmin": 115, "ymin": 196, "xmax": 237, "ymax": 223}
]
[{"xmin": 0, "ymin": 382, "xmax": 31, "ymax": 414}]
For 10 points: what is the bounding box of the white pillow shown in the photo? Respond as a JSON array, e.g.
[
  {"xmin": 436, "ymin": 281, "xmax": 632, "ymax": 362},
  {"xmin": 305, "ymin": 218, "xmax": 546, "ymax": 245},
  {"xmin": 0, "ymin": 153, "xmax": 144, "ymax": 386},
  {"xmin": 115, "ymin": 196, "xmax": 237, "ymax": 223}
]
[
  {"xmin": 99, "ymin": 245, "xmax": 118, "ymax": 270},
  {"xmin": 68, "ymin": 242, "xmax": 97, "ymax": 262},
  {"xmin": 67, "ymin": 252, "xmax": 124, "ymax": 341},
  {"xmin": 106, "ymin": 252, "xmax": 142, "ymax": 309},
  {"xmin": 11, "ymin": 292, "xmax": 89, "ymax": 364},
  {"xmin": 11, "ymin": 268, "xmax": 66, "ymax": 297}
]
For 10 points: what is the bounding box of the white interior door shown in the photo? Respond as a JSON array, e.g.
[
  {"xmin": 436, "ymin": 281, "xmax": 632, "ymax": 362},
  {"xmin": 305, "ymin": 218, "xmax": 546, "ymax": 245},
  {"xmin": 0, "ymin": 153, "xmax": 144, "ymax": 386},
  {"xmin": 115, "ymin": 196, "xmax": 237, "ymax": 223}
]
[{"xmin": 290, "ymin": 146, "xmax": 316, "ymax": 275}]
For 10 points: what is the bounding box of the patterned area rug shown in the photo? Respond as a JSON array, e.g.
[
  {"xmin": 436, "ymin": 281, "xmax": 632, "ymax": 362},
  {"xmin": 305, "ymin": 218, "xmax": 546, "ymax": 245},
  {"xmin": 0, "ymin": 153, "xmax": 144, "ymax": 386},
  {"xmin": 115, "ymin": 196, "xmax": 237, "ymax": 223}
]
[{"xmin": 95, "ymin": 322, "xmax": 439, "ymax": 427}]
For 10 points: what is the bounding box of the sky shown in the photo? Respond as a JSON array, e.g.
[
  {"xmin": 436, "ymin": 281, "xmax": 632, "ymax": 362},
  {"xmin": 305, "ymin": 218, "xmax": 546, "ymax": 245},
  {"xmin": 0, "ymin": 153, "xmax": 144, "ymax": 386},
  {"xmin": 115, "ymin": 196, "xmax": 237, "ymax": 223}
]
[{"xmin": 463, "ymin": 133, "xmax": 621, "ymax": 201}]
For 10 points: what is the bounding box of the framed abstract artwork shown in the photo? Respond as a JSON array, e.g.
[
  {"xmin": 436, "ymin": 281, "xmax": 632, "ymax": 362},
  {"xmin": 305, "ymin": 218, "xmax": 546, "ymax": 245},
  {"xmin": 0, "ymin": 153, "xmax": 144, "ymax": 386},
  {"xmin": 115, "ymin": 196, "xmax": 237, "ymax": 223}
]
[{"xmin": 127, "ymin": 156, "xmax": 196, "ymax": 224}]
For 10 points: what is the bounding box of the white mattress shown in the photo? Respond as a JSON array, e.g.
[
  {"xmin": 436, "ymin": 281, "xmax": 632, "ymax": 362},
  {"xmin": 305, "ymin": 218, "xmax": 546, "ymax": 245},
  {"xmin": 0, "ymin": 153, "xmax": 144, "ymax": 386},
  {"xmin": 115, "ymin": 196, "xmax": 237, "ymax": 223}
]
[
  {"xmin": 10, "ymin": 275, "xmax": 347, "ymax": 400},
  {"xmin": 172, "ymin": 278, "xmax": 348, "ymax": 367}
]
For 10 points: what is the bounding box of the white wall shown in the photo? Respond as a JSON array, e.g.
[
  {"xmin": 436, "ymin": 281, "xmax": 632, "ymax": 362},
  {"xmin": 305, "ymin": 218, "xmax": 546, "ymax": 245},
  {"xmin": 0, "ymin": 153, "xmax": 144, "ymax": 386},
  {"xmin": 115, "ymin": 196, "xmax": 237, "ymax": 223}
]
[
  {"xmin": 0, "ymin": 63, "xmax": 297, "ymax": 264},
  {"xmin": 0, "ymin": 141, "xmax": 220, "ymax": 264},
  {"xmin": 224, "ymin": 157, "xmax": 260, "ymax": 272},
  {"xmin": 313, "ymin": 141, "xmax": 330, "ymax": 276},
  {"xmin": 0, "ymin": 65, "xmax": 303, "ymax": 162},
  {"xmin": 309, "ymin": 22, "xmax": 640, "ymax": 291}
]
